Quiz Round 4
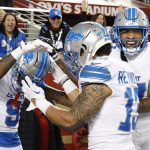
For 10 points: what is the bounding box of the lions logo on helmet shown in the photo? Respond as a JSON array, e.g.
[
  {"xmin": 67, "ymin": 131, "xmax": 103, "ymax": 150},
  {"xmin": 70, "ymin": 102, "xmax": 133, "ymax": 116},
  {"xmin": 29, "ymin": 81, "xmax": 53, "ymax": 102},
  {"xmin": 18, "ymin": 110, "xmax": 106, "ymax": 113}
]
[
  {"xmin": 112, "ymin": 7, "xmax": 149, "ymax": 56},
  {"xmin": 19, "ymin": 51, "xmax": 50, "ymax": 81},
  {"xmin": 64, "ymin": 21, "xmax": 112, "ymax": 78},
  {"xmin": 10, "ymin": 51, "xmax": 50, "ymax": 92}
]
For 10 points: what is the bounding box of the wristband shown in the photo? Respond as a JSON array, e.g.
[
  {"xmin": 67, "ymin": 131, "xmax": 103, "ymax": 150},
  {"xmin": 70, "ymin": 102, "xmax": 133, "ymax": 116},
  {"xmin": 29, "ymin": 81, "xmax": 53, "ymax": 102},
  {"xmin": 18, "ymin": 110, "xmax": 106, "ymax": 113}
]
[
  {"xmin": 11, "ymin": 46, "xmax": 24, "ymax": 60},
  {"xmin": 62, "ymin": 79, "xmax": 78, "ymax": 94},
  {"xmin": 60, "ymin": 76, "xmax": 69, "ymax": 86},
  {"xmin": 36, "ymin": 99, "xmax": 53, "ymax": 115}
]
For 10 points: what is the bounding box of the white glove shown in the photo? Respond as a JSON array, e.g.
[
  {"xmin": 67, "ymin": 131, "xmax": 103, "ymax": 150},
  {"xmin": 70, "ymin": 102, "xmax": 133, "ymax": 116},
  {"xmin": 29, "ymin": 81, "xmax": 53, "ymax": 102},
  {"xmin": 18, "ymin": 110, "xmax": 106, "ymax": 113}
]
[
  {"xmin": 11, "ymin": 39, "xmax": 54, "ymax": 60},
  {"xmin": 30, "ymin": 39, "xmax": 54, "ymax": 53},
  {"xmin": 22, "ymin": 76, "xmax": 53, "ymax": 115},
  {"xmin": 39, "ymin": 37, "xmax": 60, "ymax": 61},
  {"xmin": 22, "ymin": 76, "xmax": 45, "ymax": 100}
]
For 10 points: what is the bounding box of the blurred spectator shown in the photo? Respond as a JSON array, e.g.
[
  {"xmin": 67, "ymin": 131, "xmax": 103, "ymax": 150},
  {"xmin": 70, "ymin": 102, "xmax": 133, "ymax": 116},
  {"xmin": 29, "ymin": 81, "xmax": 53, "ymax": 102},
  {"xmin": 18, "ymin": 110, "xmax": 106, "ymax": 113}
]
[
  {"xmin": 0, "ymin": 0, "xmax": 13, "ymax": 7},
  {"xmin": 39, "ymin": 0, "xmax": 89, "ymax": 55},
  {"xmin": 91, "ymin": 13, "xmax": 107, "ymax": 27},
  {"xmin": 0, "ymin": 13, "xmax": 25, "ymax": 57},
  {"xmin": 79, "ymin": 0, "xmax": 107, "ymax": 26},
  {"xmin": 80, "ymin": 0, "xmax": 107, "ymax": 27},
  {"xmin": 79, "ymin": 0, "xmax": 88, "ymax": 22},
  {"xmin": 39, "ymin": 8, "xmax": 71, "ymax": 55},
  {"xmin": 0, "ymin": 9, "xmax": 6, "ymax": 22}
]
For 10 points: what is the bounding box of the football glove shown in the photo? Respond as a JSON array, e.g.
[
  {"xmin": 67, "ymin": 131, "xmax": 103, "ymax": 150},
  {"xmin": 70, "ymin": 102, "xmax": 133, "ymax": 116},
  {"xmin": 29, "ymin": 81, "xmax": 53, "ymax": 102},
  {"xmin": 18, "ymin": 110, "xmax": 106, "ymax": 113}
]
[
  {"xmin": 39, "ymin": 36, "xmax": 59, "ymax": 61},
  {"xmin": 22, "ymin": 76, "xmax": 53, "ymax": 115},
  {"xmin": 11, "ymin": 39, "xmax": 55, "ymax": 60}
]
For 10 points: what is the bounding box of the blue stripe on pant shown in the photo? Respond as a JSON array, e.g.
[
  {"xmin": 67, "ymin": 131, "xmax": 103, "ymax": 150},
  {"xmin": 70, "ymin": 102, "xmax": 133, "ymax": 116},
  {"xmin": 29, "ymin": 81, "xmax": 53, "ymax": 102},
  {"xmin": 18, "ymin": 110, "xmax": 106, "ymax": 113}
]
[{"xmin": 0, "ymin": 132, "xmax": 21, "ymax": 147}]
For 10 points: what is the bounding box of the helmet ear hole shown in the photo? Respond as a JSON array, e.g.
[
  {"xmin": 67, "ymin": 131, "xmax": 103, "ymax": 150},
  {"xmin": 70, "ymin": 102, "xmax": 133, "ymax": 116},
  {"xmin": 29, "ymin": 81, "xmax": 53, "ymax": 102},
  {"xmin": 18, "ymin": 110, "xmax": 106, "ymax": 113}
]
[
  {"xmin": 80, "ymin": 44, "xmax": 87, "ymax": 57},
  {"xmin": 80, "ymin": 48, "xmax": 84, "ymax": 57}
]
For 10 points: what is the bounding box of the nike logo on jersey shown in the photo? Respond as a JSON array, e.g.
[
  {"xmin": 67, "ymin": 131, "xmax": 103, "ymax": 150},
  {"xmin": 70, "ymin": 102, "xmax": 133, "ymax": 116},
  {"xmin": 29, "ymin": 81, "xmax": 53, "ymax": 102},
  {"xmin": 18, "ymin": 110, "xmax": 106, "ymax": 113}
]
[
  {"xmin": 91, "ymin": 62, "xmax": 101, "ymax": 65},
  {"xmin": 34, "ymin": 91, "xmax": 40, "ymax": 94}
]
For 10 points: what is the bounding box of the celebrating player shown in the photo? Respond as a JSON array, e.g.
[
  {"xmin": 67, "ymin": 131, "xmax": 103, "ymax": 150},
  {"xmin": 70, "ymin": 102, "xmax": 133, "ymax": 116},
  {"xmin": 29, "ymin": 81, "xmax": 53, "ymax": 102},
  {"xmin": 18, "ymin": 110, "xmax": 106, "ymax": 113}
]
[
  {"xmin": 112, "ymin": 7, "xmax": 150, "ymax": 150},
  {"xmin": 22, "ymin": 22, "xmax": 139, "ymax": 150},
  {"xmin": 0, "ymin": 39, "xmax": 55, "ymax": 150}
]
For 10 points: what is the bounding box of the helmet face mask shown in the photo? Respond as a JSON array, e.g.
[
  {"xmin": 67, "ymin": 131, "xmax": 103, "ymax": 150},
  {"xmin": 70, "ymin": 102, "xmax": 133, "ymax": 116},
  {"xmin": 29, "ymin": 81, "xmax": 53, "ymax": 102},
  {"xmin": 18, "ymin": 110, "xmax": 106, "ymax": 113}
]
[
  {"xmin": 64, "ymin": 51, "xmax": 81, "ymax": 78},
  {"xmin": 64, "ymin": 21, "xmax": 112, "ymax": 78},
  {"xmin": 119, "ymin": 28, "xmax": 144, "ymax": 55},
  {"xmin": 112, "ymin": 7, "xmax": 150, "ymax": 56}
]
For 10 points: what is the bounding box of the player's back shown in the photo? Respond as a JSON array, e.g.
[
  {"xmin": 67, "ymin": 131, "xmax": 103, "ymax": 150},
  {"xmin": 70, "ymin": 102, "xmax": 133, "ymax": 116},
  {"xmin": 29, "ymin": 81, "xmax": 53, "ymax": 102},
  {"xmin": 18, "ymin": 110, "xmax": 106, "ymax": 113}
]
[{"xmin": 79, "ymin": 56, "xmax": 139, "ymax": 150}]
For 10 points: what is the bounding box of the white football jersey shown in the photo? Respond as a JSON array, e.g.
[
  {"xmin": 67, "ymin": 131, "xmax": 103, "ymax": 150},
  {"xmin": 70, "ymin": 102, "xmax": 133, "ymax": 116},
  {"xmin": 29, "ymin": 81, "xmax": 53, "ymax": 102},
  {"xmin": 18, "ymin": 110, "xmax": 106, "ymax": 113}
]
[
  {"xmin": 0, "ymin": 68, "xmax": 24, "ymax": 148},
  {"xmin": 79, "ymin": 56, "xmax": 139, "ymax": 150},
  {"xmin": 112, "ymin": 43, "xmax": 150, "ymax": 128},
  {"xmin": 111, "ymin": 43, "xmax": 150, "ymax": 150},
  {"xmin": 125, "ymin": 43, "xmax": 150, "ymax": 150}
]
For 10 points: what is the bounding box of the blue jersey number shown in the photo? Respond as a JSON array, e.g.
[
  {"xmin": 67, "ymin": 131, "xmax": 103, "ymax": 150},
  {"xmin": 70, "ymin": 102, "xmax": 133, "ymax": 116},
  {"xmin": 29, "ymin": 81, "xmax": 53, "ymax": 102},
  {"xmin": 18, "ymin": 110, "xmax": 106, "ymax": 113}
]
[
  {"xmin": 5, "ymin": 97, "xmax": 21, "ymax": 127},
  {"xmin": 137, "ymin": 83, "xmax": 146, "ymax": 99},
  {"xmin": 119, "ymin": 87, "xmax": 139, "ymax": 132}
]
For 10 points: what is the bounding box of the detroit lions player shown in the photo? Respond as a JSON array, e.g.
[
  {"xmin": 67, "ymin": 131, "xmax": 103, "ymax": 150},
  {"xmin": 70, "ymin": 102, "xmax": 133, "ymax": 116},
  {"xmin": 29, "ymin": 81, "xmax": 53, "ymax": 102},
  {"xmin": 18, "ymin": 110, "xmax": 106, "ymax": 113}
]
[
  {"xmin": 0, "ymin": 39, "xmax": 54, "ymax": 150},
  {"xmin": 21, "ymin": 22, "xmax": 139, "ymax": 150},
  {"xmin": 112, "ymin": 7, "xmax": 150, "ymax": 150}
]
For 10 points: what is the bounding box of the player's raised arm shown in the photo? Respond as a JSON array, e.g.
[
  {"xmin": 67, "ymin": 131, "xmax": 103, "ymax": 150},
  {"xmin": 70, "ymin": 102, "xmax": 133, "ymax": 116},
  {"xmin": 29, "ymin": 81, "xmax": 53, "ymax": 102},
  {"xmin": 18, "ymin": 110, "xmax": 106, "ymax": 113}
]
[
  {"xmin": 40, "ymin": 37, "xmax": 78, "ymax": 86},
  {"xmin": 55, "ymin": 58, "xmax": 78, "ymax": 86},
  {"xmin": 47, "ymin": 56, "xmax": 79, "ymax": 102},
  {"xmin": 21, "ymin": 76, "xmax": 112, "ymax": 131},
  {"xmin": 0, "ymin": 39, "xmax": 55, "ymax": 79}
]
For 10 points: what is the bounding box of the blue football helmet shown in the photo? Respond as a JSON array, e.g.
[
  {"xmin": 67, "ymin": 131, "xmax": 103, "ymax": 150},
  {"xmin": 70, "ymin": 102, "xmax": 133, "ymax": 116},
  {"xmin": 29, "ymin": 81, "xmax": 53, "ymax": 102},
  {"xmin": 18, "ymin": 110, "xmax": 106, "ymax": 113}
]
[
  {"xmin": 64, "ymin": 21, "xmax": 112, "ymax": 78},
  {"xmin": 112, "ymin": 7, "xmax": 149, "ymax": 56},
  {"xmin": 11, "ymin": 51, "xmax": 50, "ymax": 91}
]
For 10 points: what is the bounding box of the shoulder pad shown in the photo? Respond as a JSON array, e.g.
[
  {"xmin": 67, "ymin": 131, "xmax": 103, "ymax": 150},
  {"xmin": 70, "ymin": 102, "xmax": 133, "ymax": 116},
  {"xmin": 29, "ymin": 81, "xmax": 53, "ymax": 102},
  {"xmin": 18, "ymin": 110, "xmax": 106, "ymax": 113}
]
[{"xmin": 80, "ymin": 63, "xmax": 111, "ymax": 84}]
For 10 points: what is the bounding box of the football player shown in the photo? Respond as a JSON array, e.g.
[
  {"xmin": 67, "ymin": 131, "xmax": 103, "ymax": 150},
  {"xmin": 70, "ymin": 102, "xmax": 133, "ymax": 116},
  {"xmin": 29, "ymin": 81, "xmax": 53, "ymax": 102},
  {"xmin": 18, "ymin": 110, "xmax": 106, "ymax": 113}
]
[
  {"xmin": 111, "ymin": 7, "xmax": 150, "ymax": 150},
  {"xmin": 0, "ymin": 39, "xmax": 54, "ymax": 150},
  {"xmin": 21, "ymin": 22, "xmax": 139, "ymax": 150}
]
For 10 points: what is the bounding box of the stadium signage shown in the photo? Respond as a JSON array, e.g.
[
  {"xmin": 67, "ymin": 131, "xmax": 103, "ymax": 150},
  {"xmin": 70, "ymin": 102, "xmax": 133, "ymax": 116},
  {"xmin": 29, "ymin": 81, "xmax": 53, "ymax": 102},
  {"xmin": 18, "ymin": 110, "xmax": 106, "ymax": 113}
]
[
  {"xmin": 29, "ymin": 1, "xmax": 119, "ymax": 17},
  {"xmin": 15, "ymin": 0, "xmax": 150, "ymax": 17}
]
